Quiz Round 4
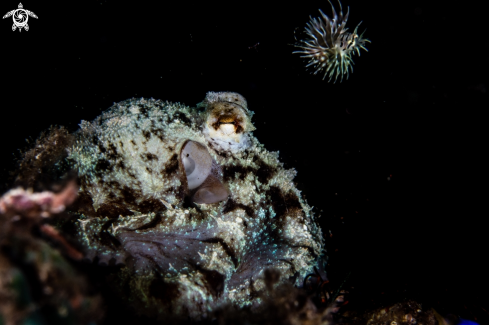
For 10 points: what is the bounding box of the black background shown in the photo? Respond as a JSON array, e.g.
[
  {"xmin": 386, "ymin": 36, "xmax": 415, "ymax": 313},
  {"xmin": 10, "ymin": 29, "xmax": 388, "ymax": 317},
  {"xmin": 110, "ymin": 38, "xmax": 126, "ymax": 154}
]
[{"xmin": 1, "ymin": 0, "xmax": 487, "ymax": 323}]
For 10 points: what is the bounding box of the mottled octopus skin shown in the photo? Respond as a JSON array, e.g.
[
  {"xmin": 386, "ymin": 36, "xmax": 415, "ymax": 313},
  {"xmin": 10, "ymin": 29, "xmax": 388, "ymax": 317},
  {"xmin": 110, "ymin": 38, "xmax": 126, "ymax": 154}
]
[{"xmin": 66, "ymin": 93, "xmax": 325, "ymax": 319}]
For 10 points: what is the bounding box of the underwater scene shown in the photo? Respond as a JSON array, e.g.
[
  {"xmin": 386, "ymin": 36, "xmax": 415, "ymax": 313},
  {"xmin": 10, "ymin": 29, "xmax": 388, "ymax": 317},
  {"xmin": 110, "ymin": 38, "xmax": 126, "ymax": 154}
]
[{"xmin": 0, "ymin": 1, "xmax": 487, "ymax": 324}]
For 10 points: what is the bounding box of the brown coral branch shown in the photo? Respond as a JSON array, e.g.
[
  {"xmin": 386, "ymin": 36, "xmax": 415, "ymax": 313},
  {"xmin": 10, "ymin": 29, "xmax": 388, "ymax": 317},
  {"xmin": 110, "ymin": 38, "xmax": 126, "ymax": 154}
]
[{"xmin": 39, "ymin": 224, "xmax": 83, "ymax": 260}]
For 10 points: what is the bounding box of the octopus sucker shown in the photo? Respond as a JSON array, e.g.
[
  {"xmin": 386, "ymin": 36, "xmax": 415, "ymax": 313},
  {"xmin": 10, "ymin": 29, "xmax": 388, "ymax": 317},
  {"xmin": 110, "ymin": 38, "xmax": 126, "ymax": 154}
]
[{"xmin": 17, "ymin": 91, "xmax": 326, "ymax": 319}]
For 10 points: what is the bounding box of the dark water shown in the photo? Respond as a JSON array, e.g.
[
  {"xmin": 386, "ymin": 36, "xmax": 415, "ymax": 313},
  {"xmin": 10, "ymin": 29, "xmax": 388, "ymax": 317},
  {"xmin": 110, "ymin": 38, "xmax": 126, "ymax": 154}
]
[{"xmin": 1, "ymin": 0, "xmax": 487, "ymax": 323}]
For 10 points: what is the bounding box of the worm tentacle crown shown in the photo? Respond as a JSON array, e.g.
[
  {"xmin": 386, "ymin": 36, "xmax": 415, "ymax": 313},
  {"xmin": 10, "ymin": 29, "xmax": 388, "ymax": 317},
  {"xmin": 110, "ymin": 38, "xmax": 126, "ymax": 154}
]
[{"xmin": 293, "ymin": 0, "xmax": 370, "ymax": 83}]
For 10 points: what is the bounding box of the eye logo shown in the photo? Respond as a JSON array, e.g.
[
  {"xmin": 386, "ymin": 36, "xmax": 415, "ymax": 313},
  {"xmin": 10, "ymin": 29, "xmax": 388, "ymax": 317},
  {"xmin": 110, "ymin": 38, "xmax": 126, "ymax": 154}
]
[{"xmin": 3, "ymin": 3, "xmax": 38, "ymax": 32}]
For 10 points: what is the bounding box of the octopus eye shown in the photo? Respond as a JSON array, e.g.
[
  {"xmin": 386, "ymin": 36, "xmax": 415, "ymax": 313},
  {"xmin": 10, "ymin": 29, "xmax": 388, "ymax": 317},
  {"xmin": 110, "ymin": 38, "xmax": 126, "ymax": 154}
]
[
  {"xmin": 198, "ymin": 92, "xmax": 256, "ymax": 152},
  {"xmin": 180, "ymin": 140, "xmax": 229, "ymax": 204},
  {"xmin": 181, "ymin": 141, "xmax": 212, "ymax": 190}
]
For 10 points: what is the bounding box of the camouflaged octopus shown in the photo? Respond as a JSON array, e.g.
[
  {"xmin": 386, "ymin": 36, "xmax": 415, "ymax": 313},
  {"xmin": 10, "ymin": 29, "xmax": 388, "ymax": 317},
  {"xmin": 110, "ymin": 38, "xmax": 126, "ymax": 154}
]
[{"xmin": 65, "ymin": 92, "xmax": 325, "ymax": 318}]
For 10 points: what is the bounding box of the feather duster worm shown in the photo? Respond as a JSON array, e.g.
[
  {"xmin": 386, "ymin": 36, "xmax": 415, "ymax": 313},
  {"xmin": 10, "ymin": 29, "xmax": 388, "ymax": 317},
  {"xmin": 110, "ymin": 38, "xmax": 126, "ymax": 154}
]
[{"xmin": 293, "ymin": 0, "xmax": 370, "ymax": 82}]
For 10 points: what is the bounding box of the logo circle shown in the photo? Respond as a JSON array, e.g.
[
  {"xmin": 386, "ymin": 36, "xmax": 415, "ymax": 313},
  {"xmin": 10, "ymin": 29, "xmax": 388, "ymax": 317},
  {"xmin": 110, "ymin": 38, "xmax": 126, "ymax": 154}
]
[{"xmin": 13, "ymin": 9, "xmax": 28, "ymax": 27}]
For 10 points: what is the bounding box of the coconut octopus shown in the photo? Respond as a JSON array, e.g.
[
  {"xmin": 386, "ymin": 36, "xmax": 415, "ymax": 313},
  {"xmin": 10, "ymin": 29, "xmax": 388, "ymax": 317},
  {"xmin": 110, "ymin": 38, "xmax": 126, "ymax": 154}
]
[{"xmin": 18, "ymin": 92, "xmax": 326, "ymax": 319}]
